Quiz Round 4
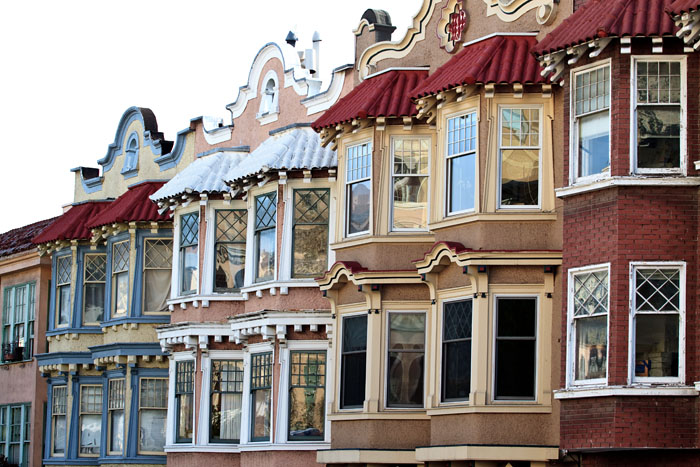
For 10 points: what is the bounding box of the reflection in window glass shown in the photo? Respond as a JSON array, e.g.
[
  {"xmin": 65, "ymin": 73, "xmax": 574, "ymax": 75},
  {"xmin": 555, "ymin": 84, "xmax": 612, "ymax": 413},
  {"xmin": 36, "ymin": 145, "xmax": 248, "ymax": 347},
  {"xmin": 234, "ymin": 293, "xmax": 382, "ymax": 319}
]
[
  {"xmin": 293, "ymin": 190, "xmax": 330, "ymax": 277},
  {"xmin": 574, "ymin": 65, "xmax": 610, "ymax": 178},
  {"xmin": 289, "ymin": 351, "xmax": 326, "ymax": 440},
  {"xmin": 341, "ymin": 315, "xmax": 367, "ymax": 408},
  {"xmin": 255, "ymin": 193, "xmax": 277, "ymax": 282},
  {"xmin": 572, "ymin": 269, "xmax": 608, "ymax": 381},
  {"xmin": 108, "ymin": 379, "xmax": 125, "ymax": 455},
  {"xmin": 387, "ymin": 313, "xmax": 425, "ymax": 407},
  {"xmin": 175, "ymin": 361, "xmax": 194, "ymax": 443},
  {"xmin": 112, "ymin": 241, "xmax": 129, "ymax": 317},
  {"xmin": 393, "ymin": 139, "xmax": 429, "ymax": 230},
  {"xmin": 499, "ymin": 108, "xmax": 540, "ymax": 207},
  {"xmin": 180, "ymin": 213, "xmax": 199, "ymax": 294},
  {"xmin": 442, "ymin": 300, "xmax": 472, "ymax": 401},
  {"xmin": 79, "ymin": 385, "xmax": 102, "ymax": 456},
  {"xmin": 250, "ymin": 353, "xmax": 272, "ymax": 441},
  {"xmin": 139, "ymin": 378, "xmax": 167, "ymax": 453},
  {"xmin": 346, "ymin": 142, "xmax": 372, "ymax": 235},
  {"xmin": 84, "ymin": 254, "xmax": 106, "ymax": 324},
  {"xmin": 447, "ymin": 112, "xmax": 477, "ymax": 214},
  {"xmin": 56, "ymin": 255, "xmax": 72, "ymax": 327},
  {"xmin": 52, "ymin": 386, "xmax": 67, "ymax": 456},
  {"xmin": 495, "ymin": 298, "xmax": 536, "ymax": 400},
  {"xmin": 214, "ymin": 210, "xmax": 246, "ymax": 291},
  {"xmin": 143, "ymin": 239, "xmax": 173, "ymax": 312},
  {"xmin": 210, "ymin": 361, "xmax": 243, "ymax": 443}
]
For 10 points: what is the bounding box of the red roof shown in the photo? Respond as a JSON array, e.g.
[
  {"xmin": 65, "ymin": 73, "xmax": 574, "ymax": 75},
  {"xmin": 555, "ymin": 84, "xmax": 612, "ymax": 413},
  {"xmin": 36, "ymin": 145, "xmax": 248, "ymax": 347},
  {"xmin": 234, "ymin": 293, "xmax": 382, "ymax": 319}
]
[
  {"xmin": 0, "ymin": 217, "xmax": 58, "ymax": 257},
  {"xmin": 411, "ymin": 35, "xmax": 545, "ymax": 99},
  {"xmin": 312, "ymin": 69, "xmax": 428, "ymax": 130},
  {"xmin": 534, "ymin": 0, "xmax": 677, "ymax": 56},
  {"xmin": 667, "ymin": 0, "xmax": 700, "ymax": 15},
  {"xmin": 32, "ymin": 201, "xmax": 113, "ymax": 244},
  {"xmin": 87, "ymin": 181, "xmax": 168, "ymax": 229}
]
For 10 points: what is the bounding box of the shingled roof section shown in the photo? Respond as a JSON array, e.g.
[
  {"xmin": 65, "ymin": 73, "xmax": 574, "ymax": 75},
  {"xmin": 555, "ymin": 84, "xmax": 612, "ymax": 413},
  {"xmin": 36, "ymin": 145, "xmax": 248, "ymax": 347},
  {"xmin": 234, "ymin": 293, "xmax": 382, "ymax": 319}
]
[
  {"xmin": 312, "ymin": 69, "xmax": 428, "ymax": 130},
  {"xmin": 412, "ymin": 35, "xmax": 544, "ymax": 99},
  {"xmin": 87, "ymin": 181, "xmax": 169, "ymax": 229},
  {"xmin": 0, "ymin": 217, "xmax": 58, "ymax": 258},
  {"xmin": 667, "ymin": 0, "xmax": 700, "ymax": 15},
  {"xmin": 533, "ymin": 0, "xmax": 677, "ymax": 56},
  {"xmin": 32, "ymin": 201, "xmax": 113, "ymax": 245}
]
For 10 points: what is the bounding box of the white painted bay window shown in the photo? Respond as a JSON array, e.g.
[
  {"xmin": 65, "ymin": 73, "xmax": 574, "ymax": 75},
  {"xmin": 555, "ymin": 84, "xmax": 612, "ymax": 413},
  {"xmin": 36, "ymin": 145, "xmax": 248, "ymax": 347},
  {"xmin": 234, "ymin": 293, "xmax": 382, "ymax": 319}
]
[
  {"xmin": 572, "ymin": 64, "xmax": 610, "ymax": 180},
  {"xmin": 392, "ymin": 138, "xmax": 429, "ymax": 230},
  {"xmin": 254, "ymin": 193, "xmax": 276, "ymax": 282},
  {"xmin": 288, "ymin": 351, "xmax": 326, "ymax": 441},
  {"xmin": 292, "ymin": 189, "xmax": 330, "ymax": 277},
  {"xmin": 446, "ymin": 112, "xmax": 477, "ymax": 215},
  {"xmin": 345, "ymin": 142, "xmax": 371, "ymax": 236},
  {"xmin": 179, "ymin": 213, "xmax": 199, "ymax": 295},
  {"xmin": 209, "ymin": 360, "xmax": 243, "ymax": 443},
  {"xmin": 175, "ymin": 360, "xmax": 195, "ymax": 443},
  {"xmin": 250, "ymin": 352, "xmax": 272, "ymax": 441},
  {"xmin": 499, "ymin": 108, "xmax": 541, "ymax": 208},
  {"xmin": 214, "ymin": 210, "xmax": 246, "ymax": 291}
]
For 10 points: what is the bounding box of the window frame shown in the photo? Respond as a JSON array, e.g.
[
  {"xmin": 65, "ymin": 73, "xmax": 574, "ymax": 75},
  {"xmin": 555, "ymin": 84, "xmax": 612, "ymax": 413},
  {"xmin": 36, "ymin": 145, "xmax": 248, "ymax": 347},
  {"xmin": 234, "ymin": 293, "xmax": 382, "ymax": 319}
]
[
  {"xmin": 138, "ymin": 376, "xmax": 168, "ymax": 455},
  {"xmin": 497, "ymin": 105, "xmax": 543, "ymax": 210},
  {"xmin": 111, "ymin": 240, "xmax": 130, "ymax": 319},
  {"xmin": 291, "ymin": 188, "xmax": 331, "ymax": 278},
  {"xmin": 0, "ymin": 403, "xmax": 30, "ymax": 467},
  {"xmin": 339, "ymin": 312, "xmax": 367, "ymax": 411},
  {"xmin": 344, "ymin": 140, "xmax": 373, "ymax": 238},
  {"xmin": 55, "ymin": 253, "xmax": 72, "ymax": 329},
  {"xmin": 142, "ymin": 238, "xmax": 173, "ymax": 314},
  {"xmin": 213, "ymin": 209, "xmax": 247, "ymax": 292},
  {"xmin": 444, "ymin": 109, "xmax": 478, "ymax": 217},
  {"xmin": 628, "ymin": 261, "xmax": 686, "ymax": 385},
  {"xmin": 2, "ymin": 282, "xmax": 35, "ymax": 363},
  {"xmin": 491, "ymin": 294, "xmax": 539, "ymax": 402},
  {"xmin": 208, "ymin": 359, "xmax": 244, "ymax": 444},
  {"xmin": 630, "ymin": 55, "xmax": 687, "ymax": 175},
  {"xmin": 567, "ymin": 263, "xmax": 610, "ymax": 388},
  {"xmin": 249, "ymin": 351, "xmax": 273, "ymax": 442},
  {"xmin": 178, "ymin": 212, "xmax": 200, "ymax": 296},
  {"xmin": 569, "ymin": 60, "xmax": 612, "ymax": 184},
  {"xmin": 50, "ymin": 385, "xmax": 67, "ymax": 458},
  {"xmin": 174, "ymin": 360, "xmax": 195, "ymax": 444},
  {"xmin": 384, "ymin": 310, "xmax": 427, "ymax": 410},
  {"xmin": 439, "ymin": 297, "xmax": 473, "ymax": 404},
  {"xmin": 106, "ymin": 378, "xmax": 125, "ymax": 456},
  {"xmin": 253, "ymin": 191, "xmax": 277, "ymax": 283},
  {"xmin": 287, "ymin": 350, "xmax": 326, "ymax": 442},
  {"xmin": 390, "ymin": 136, "xmax": 430, "ymax": 232},
  {"xmin": 78, "ymin": 384, "xmax": 103, "ymax": 457},
  {"xmin": 83, "ymin": 253, "xmax": 106, "ymax": 326}
]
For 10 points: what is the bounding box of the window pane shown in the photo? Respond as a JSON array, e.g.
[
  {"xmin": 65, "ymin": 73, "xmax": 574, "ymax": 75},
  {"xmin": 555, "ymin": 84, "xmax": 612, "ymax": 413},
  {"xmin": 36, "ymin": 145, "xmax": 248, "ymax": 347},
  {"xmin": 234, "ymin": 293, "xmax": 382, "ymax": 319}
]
[
  {"xmin": 575, "ymin": 315, "xmax": 607, "ymax": 380},
  {"xmin": 447, "ymin": 113, "xmax": 476, "ymax": 156},
  {"xmin": 113, "ymin": 272, "xmax": 128, "ymax": 316},
  {"xmin": 388, "ymin": 313, "xmax": 425, "ymax": 407},
  {"xmin": 177, "ymin": 394, "xmax": 193, "ymax": 442},
  {"xmin": 348, "ymin": 180, "xmax": 370, "ymax": 234},
  {"xmin": 346, "ymin": 142, "xmax": 372, "ymax": 182},
  {"xmin": 635, "ymin": 314, "xmax": 679, "ymax": 377},
  {"xmin": 636, "ymin": 268, "xmax": 680, "ymax": 312},
  {"xmin": 637, "ymin": 106, "xmax": 681, "ymax": 169},
  {"xmin": 214, "ymin": 244, "xmax": 246, "ymax": 290},
  {"xmin": 144, "ymin": 269, "xmax": 171, "ymax": 312},
  {"xmin": 449, "ymin": 152, "xmax": 475, "ymax": 213},
  {"xmin": 442, "ymin": 300, "xmax": 472, "ymax": 401},
  {"xmin": 251, "ymin": 388, "xmax": 271, "ymax": 441},
  {"xmin": 53, "ymin": 416, "xmax": 66, "ymax": 455},
  {"xmin": 289, "ymin": 352, "xmax": 326, "ymax": 440},
  {"xmin": 144, "ymin": 239, "xmax": 173, "ymax": 269},
  {"xmin": 139, "ymin": 378, "xmax": 167, "ymax": 452},
  {"xmin": 341, "ymin": 315, "xmax": 367, "ymax": 408},
  {"xmin": 575, "ymin": 66, "xmax": 610, "ymax": 116},
  {"xmin": 112, "ymin": 242, "xmax": 129, "ymax": 273},
  {"xmin": 180, "ymin": 213, "xmax": 199, "ymax": 246},
  {"xmin": 292, "ymin": 225, "xmax": 328, "ymax": 277},
  {"xmin": 110, "ymin": 410, "xmax": 124, "ymax": 453},
  {"xmin": 495, "ymin": 298, "xmax": 536, "ymax": 399},
  {"xmin": 210, "ymin": 360, "xmax": 243, "ymax": 442},
  {"xmin": 58, "ymin": 286, "xmax": 71, "ymax": 326},
  {"xmin": 57, "ymin": 256, "xmax": 72, "ymax": 285},
  {"xmin": 255, "ymin": 193, "xmax": 277, "ymax": 230},
  {"xmin": 140, "ymin": 409, "xmax": 166, "ymax": 452},
  {"xmin": 84, "ymin": 283, "xmax": 104, "ymax": 323},
  {"xmin": 501, "ymin": 149, "xmax": 539, "ymax": 206},
  {"xmin": 216, "ymin": 210, "xmax": 247, "ymax": 243},
  {"xmin": 181, "ymin": 245, "xmax": 198, "ymax": 294},
  {"xmin": 578, "ymin": 111, "xmax": 610, "ymax": 177},
  {"xmin": 393, "ymin": 176, "xmax": 428, "ymax": 230},
  {"xmin": 574, "ymin": 270, "xmax": 609, "ymax": 317},
  {"xmin": 255, "ymin": 229, "xmax": 275, "ymax": 282},
  {"xmin": 80, "ymin": 414, "xmax": 101, "ymax": 454}
]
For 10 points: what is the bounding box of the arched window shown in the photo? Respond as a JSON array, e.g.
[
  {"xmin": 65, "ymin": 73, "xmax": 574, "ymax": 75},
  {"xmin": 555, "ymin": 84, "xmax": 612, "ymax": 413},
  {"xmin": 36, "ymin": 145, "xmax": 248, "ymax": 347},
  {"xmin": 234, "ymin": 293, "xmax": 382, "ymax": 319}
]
[{"xmin": 122, "ymin": 134, "xmax": 139, "ymax": 175}]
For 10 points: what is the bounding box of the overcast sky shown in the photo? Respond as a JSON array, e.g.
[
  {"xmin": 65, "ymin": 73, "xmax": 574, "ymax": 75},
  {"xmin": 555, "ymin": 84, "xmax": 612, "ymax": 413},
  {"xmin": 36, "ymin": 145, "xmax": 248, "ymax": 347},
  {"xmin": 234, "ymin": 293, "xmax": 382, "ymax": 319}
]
[{"xmin": 0, "ymin": 0, "xmax": 416, "ymax": 234}]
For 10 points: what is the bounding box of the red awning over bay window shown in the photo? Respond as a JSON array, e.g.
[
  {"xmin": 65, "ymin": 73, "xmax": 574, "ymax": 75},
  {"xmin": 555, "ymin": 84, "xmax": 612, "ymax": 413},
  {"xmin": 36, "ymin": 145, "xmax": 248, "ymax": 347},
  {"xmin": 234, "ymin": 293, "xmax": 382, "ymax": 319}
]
[{"xmin": 86, "ymin": 181, "xmax": 169, "ymax": 229}]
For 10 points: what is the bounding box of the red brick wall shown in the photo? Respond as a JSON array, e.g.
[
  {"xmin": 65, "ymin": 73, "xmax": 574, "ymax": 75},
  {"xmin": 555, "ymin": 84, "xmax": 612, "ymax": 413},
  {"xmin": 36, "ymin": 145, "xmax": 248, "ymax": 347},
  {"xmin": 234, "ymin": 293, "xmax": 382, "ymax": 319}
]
[{"xmin": 580, "ymin": 450, "xmax": 700, "ymax": 467}]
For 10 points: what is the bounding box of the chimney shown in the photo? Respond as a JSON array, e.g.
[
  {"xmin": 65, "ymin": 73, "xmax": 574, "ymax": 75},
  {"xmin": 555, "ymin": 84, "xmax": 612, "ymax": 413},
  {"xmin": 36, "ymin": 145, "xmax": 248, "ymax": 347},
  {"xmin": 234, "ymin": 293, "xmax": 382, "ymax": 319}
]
[{"xmin": 361, "ymin": 9, "xmax": 395, "ymax": 43}]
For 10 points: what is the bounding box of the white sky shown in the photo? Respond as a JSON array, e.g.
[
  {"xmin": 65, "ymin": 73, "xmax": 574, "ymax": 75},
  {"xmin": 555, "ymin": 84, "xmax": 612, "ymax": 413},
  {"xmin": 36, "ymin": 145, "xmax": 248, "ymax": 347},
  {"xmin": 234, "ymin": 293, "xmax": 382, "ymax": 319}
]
[{"xmin": 0, "ymin": 0, "xmax": 417, "ymax": 234}]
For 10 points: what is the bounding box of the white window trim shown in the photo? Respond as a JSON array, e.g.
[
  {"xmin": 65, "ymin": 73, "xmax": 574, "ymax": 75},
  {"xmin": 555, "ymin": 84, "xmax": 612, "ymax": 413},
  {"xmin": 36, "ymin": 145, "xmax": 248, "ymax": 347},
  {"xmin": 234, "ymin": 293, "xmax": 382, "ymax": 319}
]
[
  {"xmin": 569, "ymin": 60, "xmax": 612, "ymax": 185},
  {"xmin": 566, "ymin": 263, "xmax": 611, "ymax": 388},
  {"xmin": 438, "ymin": 296, "xmax": 473, "ymax": 406},
  {"xmin": 628, "ymin": 261, "xmax": 686, "ymax": 385},
  {"xmin": 171, "ymin": 206, "xmax": 201, "ymax": 299},
  {"xmin": 630, "ymin": 55, "xmax": 687, "ymax": 175},
  {"xmin": 166, "ymin": 352, "xmax": 197, "ymax": 449},
  {"xmin": 337, "ymin": 311, "xmax": 368, "ymax": 413},
  {"xmin": 444, "ymin": 109, "xmax": 478, "ymax": 217},
  {"xmin": 276, "ymin": 340, "xmax": 331, "ymax": 445},
  {"xmin": 245, "ymin": 342, "xmax": 276, "ymax": 444},
  {"xmin": 383, "ymin": 310, "xmax": 427, "ymax": 410},
  {"xmin": 497, "ymin": 105, "xmax": 543, "ymax": 210},
  {"xmin": 202, "ymin": 201, "xmax": 248, "ymax": 296},
  {"xmin": 344, "ymin": 140, "xmax": 373, "ymax": 238},
  {"xmin": 257, "ymin": 70, "xmax": 280, "ymax": 125},
  {"xmin": 246, "ymin": 188, "xmax": 279, "ymax": 287},
  {"xmin": 490, "ymin": 294, "xmax": 539, "ymax": 403},
  {"xmin": 390, "ymin": 136, "xmax": 431, "ymax": 232}
]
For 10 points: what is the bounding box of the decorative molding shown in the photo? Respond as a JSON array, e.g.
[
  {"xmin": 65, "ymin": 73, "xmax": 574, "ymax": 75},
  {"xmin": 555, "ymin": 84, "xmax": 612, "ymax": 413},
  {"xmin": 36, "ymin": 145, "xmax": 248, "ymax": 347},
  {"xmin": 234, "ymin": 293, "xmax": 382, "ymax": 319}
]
[
  {"xmin": 482, "ymin": 0, "xmax": 558, "ymax": 25},
  {"xmin": 437, "ymin": 0, "xmax": 469, "ymax": 53}
]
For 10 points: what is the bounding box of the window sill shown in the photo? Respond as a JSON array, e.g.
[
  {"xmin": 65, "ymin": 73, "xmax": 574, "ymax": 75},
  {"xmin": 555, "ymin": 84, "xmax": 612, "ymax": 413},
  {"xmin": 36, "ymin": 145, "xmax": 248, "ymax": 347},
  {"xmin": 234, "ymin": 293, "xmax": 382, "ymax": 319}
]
[
  {"xmin": 328, "ymin": 411, "xmax": 430, "ymax": 421},
  {"xmin": 429, "ymin": 212, "xmax": 558, "ymax": 231},
  {"xmin": 0, "ymin": 358, "xmax": 34, "ymax": 366},
  {"xmin": 556, "ymin": 176, "xmax": 700, "ymax": 198},
  {"xmin": 47, "ymin": 327, "xmax": 102, "ymax": 337},
  {"xmin": 426, "ymin": 404, "xmax": 552, "ymax": 416},
  {"xmin": 164, "ymin": 442, "xmax": 329, "ymax": 453},
  {"xmin": 554, "ymin": 385, "xmax": 699, "ymax": 399},
  {"xmin": 331, "ymin": 233, "xmax": 436, "ymax": 250}
]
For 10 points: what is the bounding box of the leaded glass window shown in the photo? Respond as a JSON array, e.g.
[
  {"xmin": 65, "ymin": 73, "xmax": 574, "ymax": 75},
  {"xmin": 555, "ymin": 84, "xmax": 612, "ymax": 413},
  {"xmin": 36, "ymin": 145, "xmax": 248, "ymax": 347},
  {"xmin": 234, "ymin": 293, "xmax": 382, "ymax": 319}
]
[
  {"xmin": 635, "ymin": 60, "xmax": 683, "ymax": 171},
  {"xmin": 442, "ymin": 300, "xmax": 472, "ymax": 401},
  {"xmin": 2, "ymin": 283, "xmax": 35, "ymax": 362},
  {"xmin": 387, "ymin": 313, "xmax": 425, "ymax": 408},
  {"xmin": 392, "ymin": 139, "xmax": 429, "ymax": 230},
  {"xmin": 56, "ymin": 255, "xmax": 72, "ymax": 327},
  {"xmin": 210, "ymin": 360, "xmax": 243, "ymax": 443},
  {"xmin": 632, "ymin": 265, "xmax": 683, "ymax": 380},
  {"xmin": 143, "ymin": 239, "xmax": 172, "ymax": 312},
  {"xmin": 289, "ymin": 351, "xmax": 326, "ymax": 440},
  {"xmin": 573, "ymin": 65, "xmax": 610, "ymax": 179},
  {"xmin": 139, "ymin": 378, "xmax": 167, "ymax": 453},
  {"xmin": 255, "ymin": 193, "xmax": 276, "ymax": 282},
  {"xmin": 79, "ymin": 385, "xmax": 102, "ymax": 456},
  {"xmin": 341, "ymin": 315, "xmax": 366, "ymax": 409},
  {"xmin": 346, "ymin": 142, "xmax": 372, "ymax": 235},
  {"xmin": 499, "ymin": 108, "xmax": 541, "ymax": 207},
  {"xmin": 84, "ymin": 254, "xmax": 105, "ymax": 324},
  {"xmin": 214, "ymin": 210, "xmax": 246, "ymax": 291},
  {"xmin": 571, "ymin": 268, "xmax": 608, "ymax": 382},
  {"xmin": 495, "ymin": 297, "xmax": 537, "ymax": 400},
  {"xmin": 292, "ymin": 189, "xmax": 329, "ymax": 277},
  {"xmin": 51, "ymin": 386, "xmax": 67, "ymax": 456},
  {"xmin": 250, "ymin": 353, "xmax": 272, "ymax": 441},
  {"xmin": 108, "ymin": 379, "xmax": 125, "ymax": 455},
  {"xmin": 175, "ymin": 361, "xmax": 194, "ymax": 443},
  {"xmin": 447, "ymin": 112, "xmax": 477, "ymax": 214},
  {"xmin": 180, "ymin": 213, "xmax": 199, "ymax": 294},
  {"xmin": 111, "ymin": 241, "xmax": 129, "ymax": 317}
]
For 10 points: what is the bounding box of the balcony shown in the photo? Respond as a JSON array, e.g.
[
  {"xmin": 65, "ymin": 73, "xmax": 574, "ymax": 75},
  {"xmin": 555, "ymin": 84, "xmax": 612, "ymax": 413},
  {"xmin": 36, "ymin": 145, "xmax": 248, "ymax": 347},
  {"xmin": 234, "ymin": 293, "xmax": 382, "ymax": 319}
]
[{"xmin": 1, "ymin": 341, "xmax": 29, "ymax": 363}]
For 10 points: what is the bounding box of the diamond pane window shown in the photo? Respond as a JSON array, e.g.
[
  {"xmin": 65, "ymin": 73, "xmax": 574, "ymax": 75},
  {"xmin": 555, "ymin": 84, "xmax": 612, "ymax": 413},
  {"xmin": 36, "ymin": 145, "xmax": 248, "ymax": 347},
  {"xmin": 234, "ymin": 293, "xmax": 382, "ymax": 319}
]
[
  {"xmin": 393, "ymin": 139, "xmax": 429, "ymax": 230},
  {"xmin": 632, "ymin": 265, "xmax": 683, "ymax": 380},
  {"xmin": 179, "ymin": 213, "xmax": 199, "ymax": 295},
  {"xmin": 346, "ymin": 142, "xmax": 372, "ymax": 236},
  {"xmin": 573, "ymin": 65, "xmax": 610, "ymax": 179},
  {"xmin": 442, "ymin": 299, "xmax": 472, "ymax": 401},
  {"xmin": 79, "ymin": 385, "xmax": 102, "ymax": 456},
  {"xmin": 500, "ymin": 108, "xmax": 540, "ymax": 207},
  {"xmin": 292, "ymin": 190, "xmax": 329, "ymax": 278},
  {"xmin": 210, "ymin": 360, "xmax": 243, "ymax": 443},
  {"xmin": 570, "ymin": 267, "xmax": 608, "ymax": 383},
  {"xmin": 56, "ymin": 255, "xmax": 72, "ymax": 327},
  {"xmin": 289, "ymin": 351, "xmax": 326, "ymax": 441},
  {"xmin": 144, "ymin": 239, "xmax": 173, "ymax": 313},
  {"xmin": 250, "ymin": 353, "xmax": 272, "ymax": 441},
  {"xmin": 84, "ymin": 254, "xmax": 105, "ymax": 325},
  {"xmin": 108, "ymin": 379, "xmax": 125, "ymax": 454},
  {"xmin": 255, "ymin": 193, "xmax": 277, "ymax": 282},
  {"xmin": 175, "ymin": 361, "xmax": 194, "ymax": 443},
  {"xmin": 139, "ymin": 378, "xmax": 167, "ymax": 453},
  {"xmin": 111, "ymin": 241, "xmax": 129, "ymax": 317},
  {"xmin": 214, "ymin": 210, "xmax": 246, "ymax": 291}
]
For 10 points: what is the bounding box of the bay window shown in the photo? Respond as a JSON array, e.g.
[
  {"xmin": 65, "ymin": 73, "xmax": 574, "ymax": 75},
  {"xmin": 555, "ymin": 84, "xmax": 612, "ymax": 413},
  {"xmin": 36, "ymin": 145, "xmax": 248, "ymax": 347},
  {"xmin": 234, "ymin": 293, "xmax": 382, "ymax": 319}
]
[
  {"xmin": 210, "ymin": 360, "xmax": 243, "ymax": 443},
  {"xmin": 569, "ymin": 265, "xmax": 609, "ymax": 385},
  {"xmin": 250, "ymin": 352, "xmax": 272, "ymax": 441},
  {"xmin": 499, "ymin": 108, "xmax": 541, "ymax": 207},
  {"xmin": 83, "ymin": 254, "xmax": 106, "ymax": 325},
  {"xmin": 441, "ymin": 299, "xmax": 472, "ymax": 402},
  {"xmin": 254, "ymin": 193, "xmax": 276, "ymax": 282},
  {"xmin": 340, "ymin": 315, "xmax": 366, "ymax": 409},
  {"xmin": 107, "ymin": 379, "xmax": 125, "ymax": 455},
  {"xmin": 214, "ymin": 210, "xmax": 246, "ymax": 291},
  {"xmin": 387, "ymin": 312, "xmax": 425, "ymax": 408},
  {"xmin": 51, "ymin": 386, "xmax": 67, "ymax": 456},
  {"xmin": 292, "ymin": 189, "xmax": 330, "ymax": 277},
  {"xmin": 446, "ymin": 111, "xmax": 477, "ymax": 215},
  {"xmin": 143, "ymin": 239, "xmax": 172, "ymax": 312},
  {"xmin": 179, "ymin": 213, "xmax": 199, "ymax": 294},
  {"xmin": 175, "ymin": 360, "xmax": 194, "ymax": 443},
  {"xmin": 494, "ymin": 297, "xmax": 537, "ymax": 400},
  {"xmin": 139, "ymin": 378, "xmax": 167, "ymax": 453},
  {"xmin": 111, "ymin": 241, "xmax": 129, "ymax": 318},
  {"xmin": 345, "ymin": 142, "xmax": 371, "ymax": 236},
  {"xmin": 288, "ymin": 351, "xmax": 326, "ymax": 441},
  {"xmin": 79, "ymin": 385, "xmax": 102, "ymax": 456},
  {"xmin": 2, "ymin": 283, "xmax": 35, "ymax": 362},
  {"xmin": 392, "ymin": 138, "xmax": 429, "ymax": 230},
  {"xmin": 56, "ymin": 255, "xmax": 72, "ymax": 327},
  {"xmin": 633, "ymin": 58, "xmax": 684, "ymax": 172},
  {"xmin": 572, "ymin": 64, "xmax": 610, "ymax": 180},
  {"xmin": 631, "ymin": 263, "xmax": 684, "ymax": 382}
]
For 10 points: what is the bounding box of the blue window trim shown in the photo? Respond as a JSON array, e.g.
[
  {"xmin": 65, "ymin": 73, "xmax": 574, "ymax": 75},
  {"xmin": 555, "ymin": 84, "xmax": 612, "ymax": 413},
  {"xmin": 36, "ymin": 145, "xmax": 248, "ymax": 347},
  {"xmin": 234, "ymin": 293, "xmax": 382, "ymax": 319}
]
[
  {"xmin": 121, "ymin": 132, "xmax": 140, "ymax": 179},
  {"xmin": 44, "ymin": 377, "xmax": 69, "ymax": 463},
  {"xmin": 99, "ymin": 369, "xmax": 126, "ymax": 462},
  {"xmin": 127, "ymin": 367, "xmax": 167, "ymax": 461}
]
